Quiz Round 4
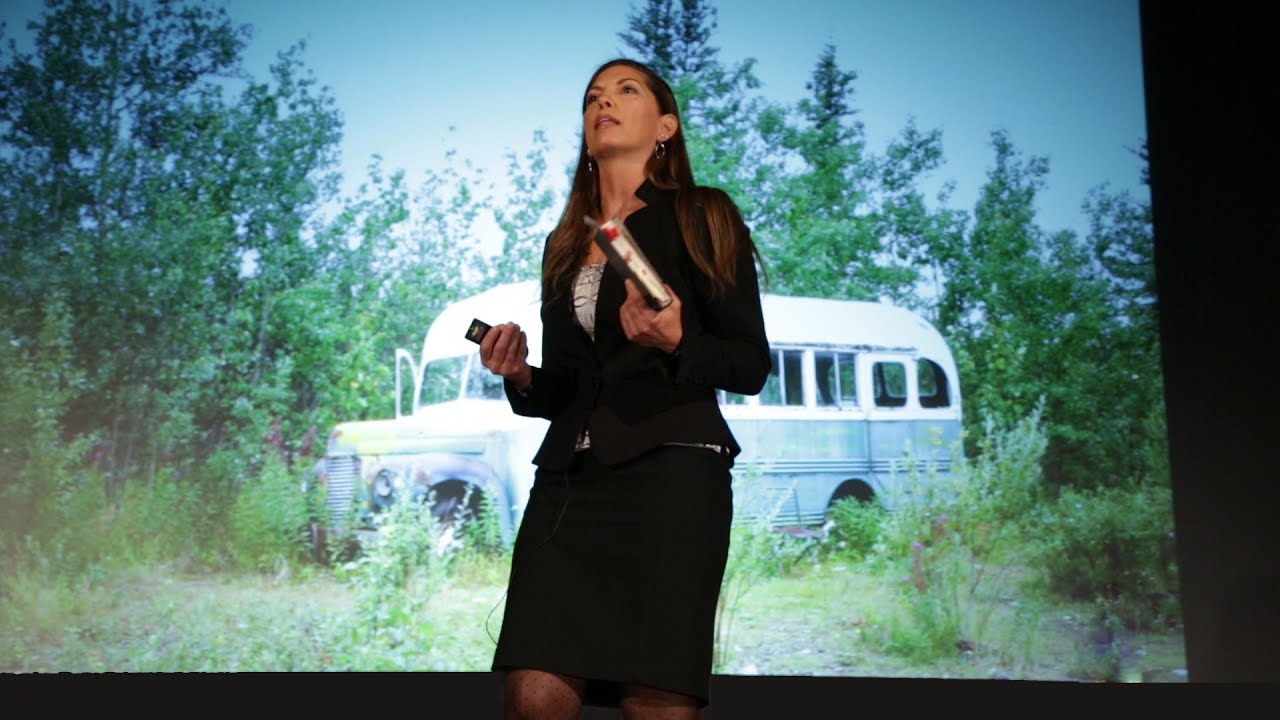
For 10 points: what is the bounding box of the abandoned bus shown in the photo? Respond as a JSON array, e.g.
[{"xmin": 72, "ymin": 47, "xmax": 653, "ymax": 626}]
[{"xmin": 310, "ymin": 280, "xmax": 962, "ymax": 545}]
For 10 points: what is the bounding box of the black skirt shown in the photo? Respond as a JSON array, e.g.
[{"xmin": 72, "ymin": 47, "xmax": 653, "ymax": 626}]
[{"xmin": 491, "ymin": 444, "xmax": 733, "ymax": 708}]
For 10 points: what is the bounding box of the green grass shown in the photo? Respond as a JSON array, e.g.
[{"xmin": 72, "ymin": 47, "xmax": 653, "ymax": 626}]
[
  {"xmin": 714, "ymin": 559, "xmax": 1187, "ymax": 681},
  {"xmin": 0, "ymin": 554, "xmax": 511, "ymax": 672},
  {"xmin": 1, "ymin": 552, "xmax": 1185, "ymax": 679}
]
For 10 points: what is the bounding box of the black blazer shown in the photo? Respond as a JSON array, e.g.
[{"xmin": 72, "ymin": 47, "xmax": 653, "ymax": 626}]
[{"xmin": 504, "ymin": 180, "xmax": 771, "ymax": 471}]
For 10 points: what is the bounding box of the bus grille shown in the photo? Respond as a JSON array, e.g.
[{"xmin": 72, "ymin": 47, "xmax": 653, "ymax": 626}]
[{"xmin": 324, "ymin": 456, "xmax": 359, "ymax": 528}]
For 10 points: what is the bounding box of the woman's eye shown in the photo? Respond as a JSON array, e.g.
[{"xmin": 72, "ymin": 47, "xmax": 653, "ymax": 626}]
[
  {"xmin": 622, "ymin": 85, "xmax": 637, "ymax": 94},
  {"xmin": 585, "ymin": 94, "xmax": 598, "ymax": 104}
]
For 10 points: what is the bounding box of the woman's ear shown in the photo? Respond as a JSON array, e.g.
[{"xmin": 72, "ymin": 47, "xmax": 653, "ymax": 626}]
[{"xmin": 658, "ymin": 114, "xmax": 679, "ymax": 142}]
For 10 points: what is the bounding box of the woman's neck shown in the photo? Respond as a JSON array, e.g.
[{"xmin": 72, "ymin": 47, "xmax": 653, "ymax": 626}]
[{"xmin": 595, "ymin": 158, "xmax": 649, "ymax": 221}]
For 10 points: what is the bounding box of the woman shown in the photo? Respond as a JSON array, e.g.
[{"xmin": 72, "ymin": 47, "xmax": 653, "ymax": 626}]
[{"xmin": 479, "ymin": 58, "xmax": 770, "ymax": 719}]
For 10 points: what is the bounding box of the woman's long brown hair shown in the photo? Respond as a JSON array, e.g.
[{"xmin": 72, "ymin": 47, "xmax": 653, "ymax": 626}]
[{"xmin": 542, "ymin": 58, "xmax": 765, "ymax": 304}]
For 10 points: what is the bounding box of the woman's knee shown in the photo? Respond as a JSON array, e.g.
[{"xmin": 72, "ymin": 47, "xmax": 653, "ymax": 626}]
[
  {"xmin": 504, "ymin": 669, "xmax": 586, "ymax": 720},
  {"xmin": 619, "ymin": 684, "xmax": 701, "ymax": 720}
]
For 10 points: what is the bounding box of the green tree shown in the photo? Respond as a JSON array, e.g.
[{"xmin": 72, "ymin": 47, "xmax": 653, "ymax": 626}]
[
  {"xmin": 2, "ymin": 0, "xmax": 253, "ymax": 488},
  {"xmin": 933, "ymin": 130, "xmax": 1161, "ymax": 491},
  {"xmin": 483, "ymin": 129, "xmax": 559, "ymax": 286},
  {"xmin": 0, "ymin": 299, "xmax": 92, "ymax": 548},
  {"xmin": 618, "ymin": 0, "xmax": 775, "ymax": 212},
  {"xmin": 753, "ymin": 43, "xmax": 954, "ymax": 304},
  {"xmin": 618, "ymin": 0, "xmax": 718, "ymax": 85},
  {"xmin": 798, "ymin": 42, "xmax": 860, "ymax": 177},
  {"xmin": 934, "ymin": 130, "xmax": 1061, "ymax": 456},
  {"xmin": 0, "ymin": 0, "xmax": 345, "ymax": 510},
  {"xmin": 755, "ymin": 42, "xmax": 876, "ymax": 299},
  {"xmin": 874, "ymin": 120, "xmax": 970, "ymax": 312},
  {"xmin": 320, "ymin": 125, "xmax": 557, "ymax": 422},
  {"xmin": 364, "ymin": 148, "xmax": 489, "ymax": 395},
  {"xmin": 1077, "ymin": 160, "xmax": 1165, "ymax": 489}
]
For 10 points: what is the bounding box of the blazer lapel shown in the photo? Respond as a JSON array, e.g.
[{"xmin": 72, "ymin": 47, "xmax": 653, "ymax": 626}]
[{"xmin": 594, "ymin": 258, "xmax": 626, "ymax": 354}]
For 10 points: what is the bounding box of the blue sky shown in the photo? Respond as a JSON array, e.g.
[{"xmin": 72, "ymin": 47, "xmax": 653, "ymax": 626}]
[{"xmin": 1, "ymin": 0, "xmax": 1148, "ymax": 239}]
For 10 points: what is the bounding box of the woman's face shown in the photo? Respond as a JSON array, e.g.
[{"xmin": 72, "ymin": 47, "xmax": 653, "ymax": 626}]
[{"xmin": 583, "ymin": 64, "xmax": 675, "ymax": 161}]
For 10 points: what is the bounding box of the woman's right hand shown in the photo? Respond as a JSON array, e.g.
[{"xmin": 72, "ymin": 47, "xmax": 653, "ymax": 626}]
[{"xmin": 479, "ymin": 322, "xmax": 533, "ymax": 390}]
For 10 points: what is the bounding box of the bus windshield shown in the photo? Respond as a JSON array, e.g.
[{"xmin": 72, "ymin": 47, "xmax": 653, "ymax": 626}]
[{"xmin": 420, "ymin": 354, "xmax": 505, "ymax": 407}]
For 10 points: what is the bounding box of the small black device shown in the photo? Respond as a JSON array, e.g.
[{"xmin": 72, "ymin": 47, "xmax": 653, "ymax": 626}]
[{"xmin": 465, "ymin": 317, "xmax": 492, "ymax": 344}]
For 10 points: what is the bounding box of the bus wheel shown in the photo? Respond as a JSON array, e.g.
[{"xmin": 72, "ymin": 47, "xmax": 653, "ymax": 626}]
[
  {"xmin": 428, "ymin": 484, "xmax": 473, "ymax": 554},
  {"xmin": 826, "ymin": 481, "xmax": 875, "ymax": 517}
]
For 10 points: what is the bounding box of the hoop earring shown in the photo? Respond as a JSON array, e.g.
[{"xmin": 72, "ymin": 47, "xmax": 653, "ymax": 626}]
[{"xmin": 654, "ymin": 142, "xmax": 666, "ymax": 160}]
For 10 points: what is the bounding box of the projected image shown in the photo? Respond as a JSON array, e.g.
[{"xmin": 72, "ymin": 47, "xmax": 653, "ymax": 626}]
[{"xmin": 0, "ymin": 0, "xmax": 1182, "ymax": 682}]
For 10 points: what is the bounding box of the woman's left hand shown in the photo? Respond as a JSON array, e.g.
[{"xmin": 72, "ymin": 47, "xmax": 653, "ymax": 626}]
[{"xmin": 620, "ymin": 280, "xmax": 683, "ymax": 354}]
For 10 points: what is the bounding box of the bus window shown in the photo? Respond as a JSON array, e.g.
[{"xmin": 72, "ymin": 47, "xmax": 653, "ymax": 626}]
[
  {"xmin": 918, "ymin": 358, "xmax": 951, "ymax": 408},
  {"xmin": 465, "ymin": 354, "xmax": 506, "ymax": 400},
  {"xmin": 815, "ymin": 351, "xmax": 858, "ymax": 407},
  {"xmin": 761, "ymin": 349, "xmax": 805, "ymax": 406},
  {"xmin": 872, "ymin": 361, "xmax": 907, "ymax": 408},
  {"xmin": 421, "ymin": 356, "xmax": 465, "ymax": 406}
]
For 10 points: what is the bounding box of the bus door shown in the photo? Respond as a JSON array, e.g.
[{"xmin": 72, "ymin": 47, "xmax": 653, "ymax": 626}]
[{"xmin": 863, "ymin": 352, "xmax": 915, "ymax": 486}]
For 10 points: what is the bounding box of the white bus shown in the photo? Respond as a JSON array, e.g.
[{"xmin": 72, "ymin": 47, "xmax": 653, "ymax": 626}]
[{"xmin": 311, "ymin": 281, "xmax": 962, "ymax": 545}]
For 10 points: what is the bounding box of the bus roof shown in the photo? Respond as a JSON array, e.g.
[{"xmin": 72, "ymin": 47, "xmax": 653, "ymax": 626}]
[
  {"xmin": 760, "ymin": 294, "xmax": 952, "ymax": 360},
  {"xmin": 419, "ymin": 281, "xmax": 955, "ymax": 370},
  {"xmin": 421, "ymin": 281, "xmax": 544, "ymax": 364}
]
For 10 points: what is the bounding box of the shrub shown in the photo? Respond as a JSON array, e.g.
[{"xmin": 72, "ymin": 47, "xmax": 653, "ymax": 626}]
[
  {"xmin": 228, "ymin": 454, "xmax": 312, "ymax": 573},
  {"xmin": 870, "ymin": 403, "xmax": 1049, "ymax": 663},
  {"xmin": 0, "ymin": 301, "xmax": 103, "ymax": 572},
  {"xmin": 449, "ymin": 490, "xmax": 511, "ymax": 585},
  {"xmin": 1030, "ymin": 481, "xmax": 1179, "ymax": 631},
  {"xmin": 825, "ymin": 496, "xmax": 886, "ymax": 561},
  {"xmin": 103, "ymin": 470, "xmax": 231, "ymax": 569},
  {"xmin": 332, "ymin": 495, "xmax": 447, "ymax": 669}
]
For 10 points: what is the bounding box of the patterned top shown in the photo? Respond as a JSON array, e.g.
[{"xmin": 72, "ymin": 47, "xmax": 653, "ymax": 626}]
[
  {"xmin": 573, "ymin": 262, "xmax": 606, "ymax": 340},
  {"xmin": 572, "ymin": 263, "xmax": 604, "ymax": 451}
]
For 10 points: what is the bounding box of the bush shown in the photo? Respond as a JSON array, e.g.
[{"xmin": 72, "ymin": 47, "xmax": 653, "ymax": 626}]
[
  {"xmin": 870, "ymin": 403, "xmax": 1049, "ymax": 662},
  {"xmin": 825, "ymin": 497, "xmax": 886, "ymax": 561},
  {"xmin": 228, "ymin": 454, "xmax": 312, "ymax": 573},
  {"xmin": 0, "ymin": 301, "xmax": 101, "ymax": 571},
  {"xmin": 1030, "ymin": 481, "xmax": 1179, "ymax": 631},
  {"xmin": 332, "ymin": 496, "xmax": 448, "ymax": 669},
  {"xmin": 104, "ymin": 470, "xmax": 231, "ymax": 569},
  {"xmin": 451, "ymin": 490, "xmax": 510, "ymax": 579}
]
